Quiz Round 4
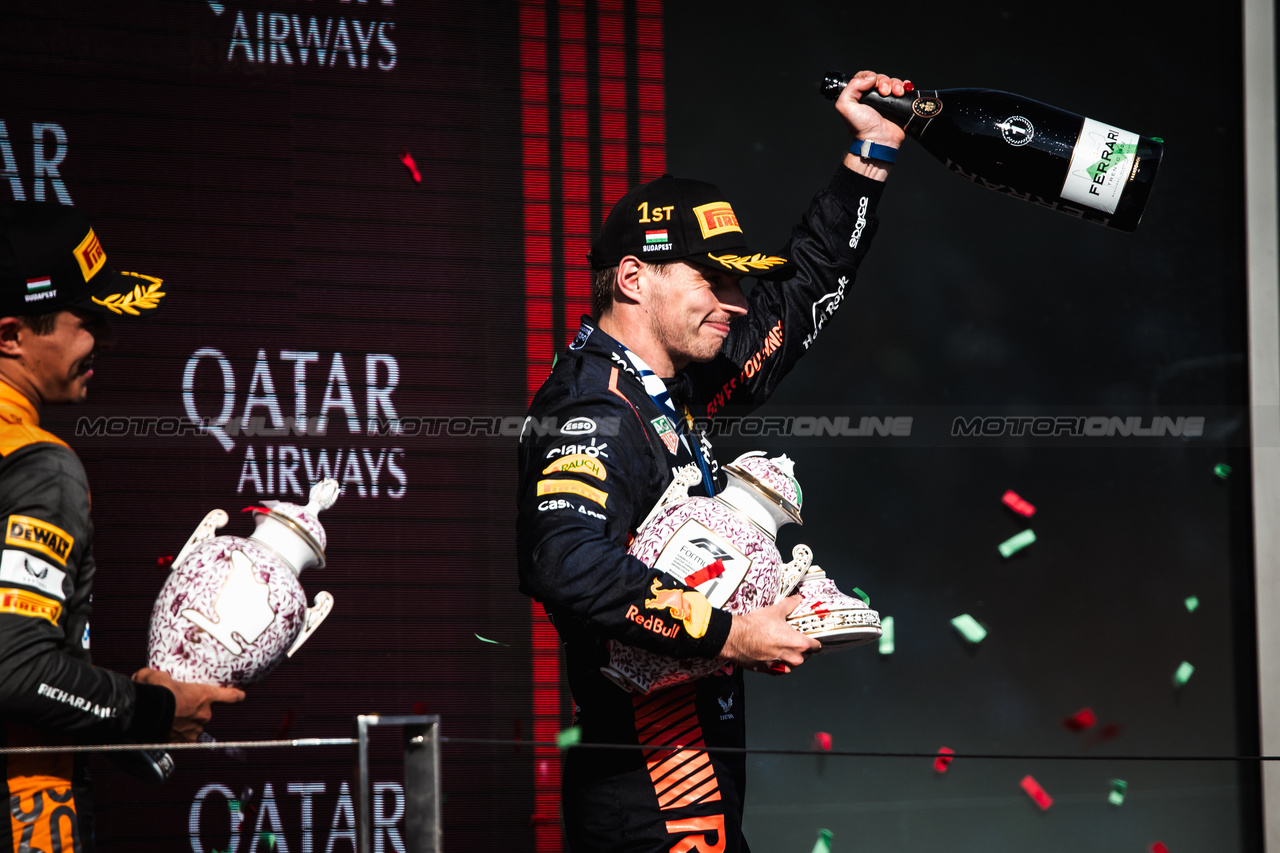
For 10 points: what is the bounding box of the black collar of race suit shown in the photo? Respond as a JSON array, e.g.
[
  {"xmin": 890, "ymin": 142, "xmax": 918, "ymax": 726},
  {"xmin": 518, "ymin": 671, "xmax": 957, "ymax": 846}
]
[
  {"xmin": 662, "ymin": 372, "xmax": 695, "ymax": 409},
  {"xmin": 567, "ymin": 314, "xmax": 688, "ymax": 393}
]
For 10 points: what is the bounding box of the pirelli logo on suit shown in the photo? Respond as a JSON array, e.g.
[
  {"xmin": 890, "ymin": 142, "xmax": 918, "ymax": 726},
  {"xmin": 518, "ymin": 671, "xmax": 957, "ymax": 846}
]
[
  {"xmin": 6, "ymin": 515, "xmax": 74, "ymax": 566},
  {"xmin": 0, "ymin": 588, "xmax": 62, "ymax": 625}
]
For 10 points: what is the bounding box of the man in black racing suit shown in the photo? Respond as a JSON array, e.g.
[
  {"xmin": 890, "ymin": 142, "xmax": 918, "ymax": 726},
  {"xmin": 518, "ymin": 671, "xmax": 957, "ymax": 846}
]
[
  {"xmin": 517, "ymin": 71, "xmax": 910, "ymax": 852},
  {"xmin": 0, "ymin": 202, "xmax": 244, "ymax": 852}
]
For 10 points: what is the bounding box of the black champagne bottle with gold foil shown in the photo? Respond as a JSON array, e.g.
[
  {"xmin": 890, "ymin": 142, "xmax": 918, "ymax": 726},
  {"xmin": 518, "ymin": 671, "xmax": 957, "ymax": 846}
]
[{"xmin": 821, "ymin": 71, "xmax": 1163, "ymax": 232}]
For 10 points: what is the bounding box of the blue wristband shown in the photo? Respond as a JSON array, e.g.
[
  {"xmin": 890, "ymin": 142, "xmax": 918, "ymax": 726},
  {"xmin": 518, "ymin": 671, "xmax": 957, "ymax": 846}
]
[{"xmin": 850, "ymin": 139, "xmax": 898, "ymax": 163}]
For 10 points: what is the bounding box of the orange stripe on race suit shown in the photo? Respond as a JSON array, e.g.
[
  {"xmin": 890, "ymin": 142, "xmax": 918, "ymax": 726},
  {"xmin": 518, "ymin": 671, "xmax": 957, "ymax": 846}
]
[
  {"xmin": 656, "ymin": 760, "xmax": 719, "ymax": 809},
  {"xmin": 633, "ymin": 686, "xmax": 722, "ymax": 812}
]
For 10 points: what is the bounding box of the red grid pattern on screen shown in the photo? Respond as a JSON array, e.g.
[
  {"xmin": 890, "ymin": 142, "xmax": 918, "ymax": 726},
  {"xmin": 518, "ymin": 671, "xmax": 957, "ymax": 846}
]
[
  {"xmin": 519, "ymin": 4, "xmax": 562, "ymax": 851},
  {"xmin": 521, "ymin": 2, "xmax": 664, "ymax": 849}
]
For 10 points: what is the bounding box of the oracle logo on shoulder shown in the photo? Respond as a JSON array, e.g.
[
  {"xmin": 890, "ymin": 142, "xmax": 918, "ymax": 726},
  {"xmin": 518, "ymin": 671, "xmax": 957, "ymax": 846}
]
[
  {"xmin": 208, "ymin": 0, "xmax": 398, "ymax": 72},
  {"xmin": 182, "ymin": 348, "xmax": 408, "ymax": 500}
]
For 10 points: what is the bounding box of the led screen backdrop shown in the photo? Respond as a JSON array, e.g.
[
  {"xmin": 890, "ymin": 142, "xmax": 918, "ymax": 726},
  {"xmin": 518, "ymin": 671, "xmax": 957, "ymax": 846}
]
[
  {"xmin": 0, "ymin": 1, "xmax": 1263, "ymax": 852},
  {"xmin": 0, "ymin": 1, "xmax": 666, "ymax": 850}
]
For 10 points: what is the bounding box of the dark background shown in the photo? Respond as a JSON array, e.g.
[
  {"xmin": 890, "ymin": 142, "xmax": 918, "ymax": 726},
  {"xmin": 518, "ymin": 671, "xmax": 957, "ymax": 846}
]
[
  {"xmin": 0, "ymin": 1, "xmax": 1261, "ymax": 851},
  {"xmin": 666, "ymin": 3, "xmax": 1257, "ymax": 852}
]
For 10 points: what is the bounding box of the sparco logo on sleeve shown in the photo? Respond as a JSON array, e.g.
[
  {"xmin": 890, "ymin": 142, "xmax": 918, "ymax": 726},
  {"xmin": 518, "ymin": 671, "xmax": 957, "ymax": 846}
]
[{"xmin": 848, "ymin": 197, "xmax": 868, "ymax": 248}]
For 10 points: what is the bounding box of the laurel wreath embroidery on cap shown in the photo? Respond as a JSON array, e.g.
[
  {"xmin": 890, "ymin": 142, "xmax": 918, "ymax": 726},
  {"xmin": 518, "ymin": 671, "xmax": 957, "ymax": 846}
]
[
  {"xmin": 91, "ymin": 272, "xmax": 165, "ymax": 315},
  {"xmin": 708, "ymin": 253, "xmax": 788, "ymax": 273}
]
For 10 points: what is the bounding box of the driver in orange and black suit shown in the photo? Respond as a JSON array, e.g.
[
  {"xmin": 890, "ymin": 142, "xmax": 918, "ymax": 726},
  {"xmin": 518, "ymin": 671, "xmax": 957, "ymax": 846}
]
[{"xmin": 0, "ymin": 202, "xmax": 242, "ymax": 852}]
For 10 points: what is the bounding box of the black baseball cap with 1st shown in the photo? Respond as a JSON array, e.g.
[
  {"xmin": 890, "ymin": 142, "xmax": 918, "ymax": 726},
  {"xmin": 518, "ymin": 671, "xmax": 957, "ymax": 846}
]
[
  {"xmin": 0, "ymin": 201, "xmax": 167, "ymax": 319},
  {"xmin": 587, "ymin": 174, "xmax": 794, "ymax": 280}
]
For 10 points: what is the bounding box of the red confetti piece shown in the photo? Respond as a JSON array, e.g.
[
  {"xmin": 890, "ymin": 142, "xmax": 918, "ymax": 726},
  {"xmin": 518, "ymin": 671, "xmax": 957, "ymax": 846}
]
[
  {"xmin": 812, "ymin": 732, "xmax": 832, "ymax": 751},
  {"xmin": 1062, "ymin": 707, "xmax": 1097, "ymax": 732},
  {"xmin": 813, "ymin": 604, "xmax": 830, "ymax": 618},
  {"xmin": 684, "ymin": 559, "xmax": 725, "ymax": 589},
  {"xmin": 274, "ymin": 711, "xmax": 295, "ymax": 739},
  {"xmin": 157, "ymin": 554, "xmax": 174, "ymax": 570},
  {"xmin": 903, "ymin": 81, "xmax": 915, "ymax": 93},
  {"xmin": 1020, "ymin": 774, "xmax": 1053, "ymax": 810},
  {"xmin": 401, "ymin": 149, "xmax": 422, "ymax": 183},
  {"xmin": 1002, "ymin": 489, "xmax": 1036, "ymax": 517},
  {"xmin": 934, "ymin": 747, "xmax": 954, "ymax": 773},
  {"xmin": 1151, "ymin": 844, "xmax": 1169, "ymax": 853},
  {"xmin": 413, "ymin": 701, "xmax": 428, "ymax": 715}
]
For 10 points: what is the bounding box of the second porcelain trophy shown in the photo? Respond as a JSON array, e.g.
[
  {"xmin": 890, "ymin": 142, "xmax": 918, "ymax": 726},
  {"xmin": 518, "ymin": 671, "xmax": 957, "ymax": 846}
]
[
  {"xmin": 600, "ymin": 452, "xmax": 881, "ymax": 694},
  {"xmin": 147, "ymin": 479, "xmax": 339, "ymax": 687}
]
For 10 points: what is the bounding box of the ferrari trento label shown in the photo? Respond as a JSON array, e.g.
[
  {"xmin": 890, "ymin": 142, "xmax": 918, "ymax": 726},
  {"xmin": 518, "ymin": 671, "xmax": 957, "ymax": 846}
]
[
  {"xmin": 0, "ymin": 549, "xmax": 66, "ymax": 600},
  {"xmin": 73, "ymin": 228, "xmax": 107, "ymax": 281},
  {"xmin": 6, "ymin": 515, "xmax": 73, "ymax": 566},
  {"xmin": 691, "ymin": 201, "xmax": 742, "ymax": 239},
  {"xmin": 912, "ymin": 96, "xmax": 942, "ymax": 118},
  {"xmin": 1060, "ymin": 117, "xmax": 1140, "ymax": 215},
  {"xmin": 0, "ymin": 588, "xmax": 62, "ymax": 625}
]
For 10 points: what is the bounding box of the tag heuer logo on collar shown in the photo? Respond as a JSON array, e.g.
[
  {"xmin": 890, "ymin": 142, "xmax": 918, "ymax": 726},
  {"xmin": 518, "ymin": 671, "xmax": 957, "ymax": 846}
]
[{"xmin": 651, "ymin": 416, "xmax": 678, "ymax": 455}]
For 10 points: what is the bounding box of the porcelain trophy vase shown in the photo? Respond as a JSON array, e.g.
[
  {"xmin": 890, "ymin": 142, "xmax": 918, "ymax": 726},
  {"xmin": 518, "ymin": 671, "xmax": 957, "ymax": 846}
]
[
  {"xmin": 600, "ymin": 452, "xmax": 881, "ymax": 694},
  {"xmin": 147, "ymin": 479, "xmax": 339, "ymax": 687}
]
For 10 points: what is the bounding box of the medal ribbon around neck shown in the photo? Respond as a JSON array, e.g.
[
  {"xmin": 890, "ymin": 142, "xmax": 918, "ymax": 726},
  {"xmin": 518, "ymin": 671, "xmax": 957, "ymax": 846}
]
[{"xmin": 618, "ymin": 345, "xmax": 717, "ymax": 497}]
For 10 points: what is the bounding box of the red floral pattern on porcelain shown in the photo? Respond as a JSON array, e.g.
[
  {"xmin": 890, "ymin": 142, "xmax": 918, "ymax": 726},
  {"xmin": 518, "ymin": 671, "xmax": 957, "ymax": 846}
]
[
  {"xmin": 147, "ymin": 480, "xmax": 339, "ymax": 687},
  {"xmin": 601, "ymin": 455, "xmax": 813, "ymax": 693}
]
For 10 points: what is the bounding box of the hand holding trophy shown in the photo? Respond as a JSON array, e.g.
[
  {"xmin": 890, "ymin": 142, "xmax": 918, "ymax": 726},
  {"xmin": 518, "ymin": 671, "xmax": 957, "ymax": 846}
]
[{"xmin": 125, "ymin": 480, "xmax": 341, "ymax": 782}]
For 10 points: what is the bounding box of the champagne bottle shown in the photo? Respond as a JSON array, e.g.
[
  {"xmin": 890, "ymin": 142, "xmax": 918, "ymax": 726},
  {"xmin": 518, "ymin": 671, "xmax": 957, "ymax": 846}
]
[{"xmin": 821, "ymin": 71, "xmax": 1163, "ymax": 232}]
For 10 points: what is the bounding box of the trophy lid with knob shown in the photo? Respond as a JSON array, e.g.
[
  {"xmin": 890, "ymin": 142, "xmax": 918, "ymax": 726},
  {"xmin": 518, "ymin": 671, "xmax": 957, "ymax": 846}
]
[
  {"xmin": 721, "ymin": 451, "xmax": 803, "ymax": 532},
  {"xmin": 245, "ymin": 479, "xmax": 340, "ymax": 574}
]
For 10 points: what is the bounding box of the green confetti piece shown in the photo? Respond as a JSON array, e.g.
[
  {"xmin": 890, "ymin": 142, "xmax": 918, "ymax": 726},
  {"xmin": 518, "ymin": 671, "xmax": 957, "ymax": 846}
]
[
  {"xmin": 998, "ymin": 529, "xmax": 1036, "ymax": 558},
  {"xmin": 810, "ymin": 828, "xmax": 833, "ymax": 853},
  {"xmin": 851, "ymin": 587, "xmax": 870, "ymax": 606},
  {"xmin": 1173, "ymin": 660, "xmax": 1195, "ymax": 687},
  {"xmin": 552, "ymin": 353, "xmax": 559, "ymax": 368},
  {"xmin": 1109, "ymin": 778, "xmax": 1127, "ymax": 806},
  {"xmin": 262, "ymin": 833, "xmax": 277, "ymax": 851},
  {"xmin": 228, "ymin": 800, "xmax": 240, "ymax": 813},
  {"xmin": 1185, "ymin": 596, "xmax": 1200, "ymax": 613},
  {"xmin": 878, "ymin": 615, "xmax": 894, "ymax": 655},
  {"xmin": 1214, "ymin": 463, "xmax": 1231, "ymax": 479},
  {"xmin": 1151, "ymin": 136, "xmax": 1164, "ymax": 143},
  {"xmin": 557, "ymin": 725, "xmax": 582, "ymax": 749},
  {"xmin": 951, "ymin": 613, "xmax": 987, "ymax": 644},
  {"xmin": 475, "ymin": 633, "xmax": 510, "ymax": 646}
]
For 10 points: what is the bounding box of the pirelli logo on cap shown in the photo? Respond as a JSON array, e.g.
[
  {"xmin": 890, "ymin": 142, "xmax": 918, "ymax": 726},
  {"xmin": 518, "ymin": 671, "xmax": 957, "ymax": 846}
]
[
  {"xmin": 0, "ymin": 588, "xmax": 62, "ymax": 626},
  {"xmin": 74, "ymin": 228, "xmax": 107, "ymax": 282},
  {"xmin": 6, "ymin": 515, "xmax": 73, "ymax": 566},
  {"xmin": 692, "ymin": 202, "xmax": 742, "ymax": 240}
]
